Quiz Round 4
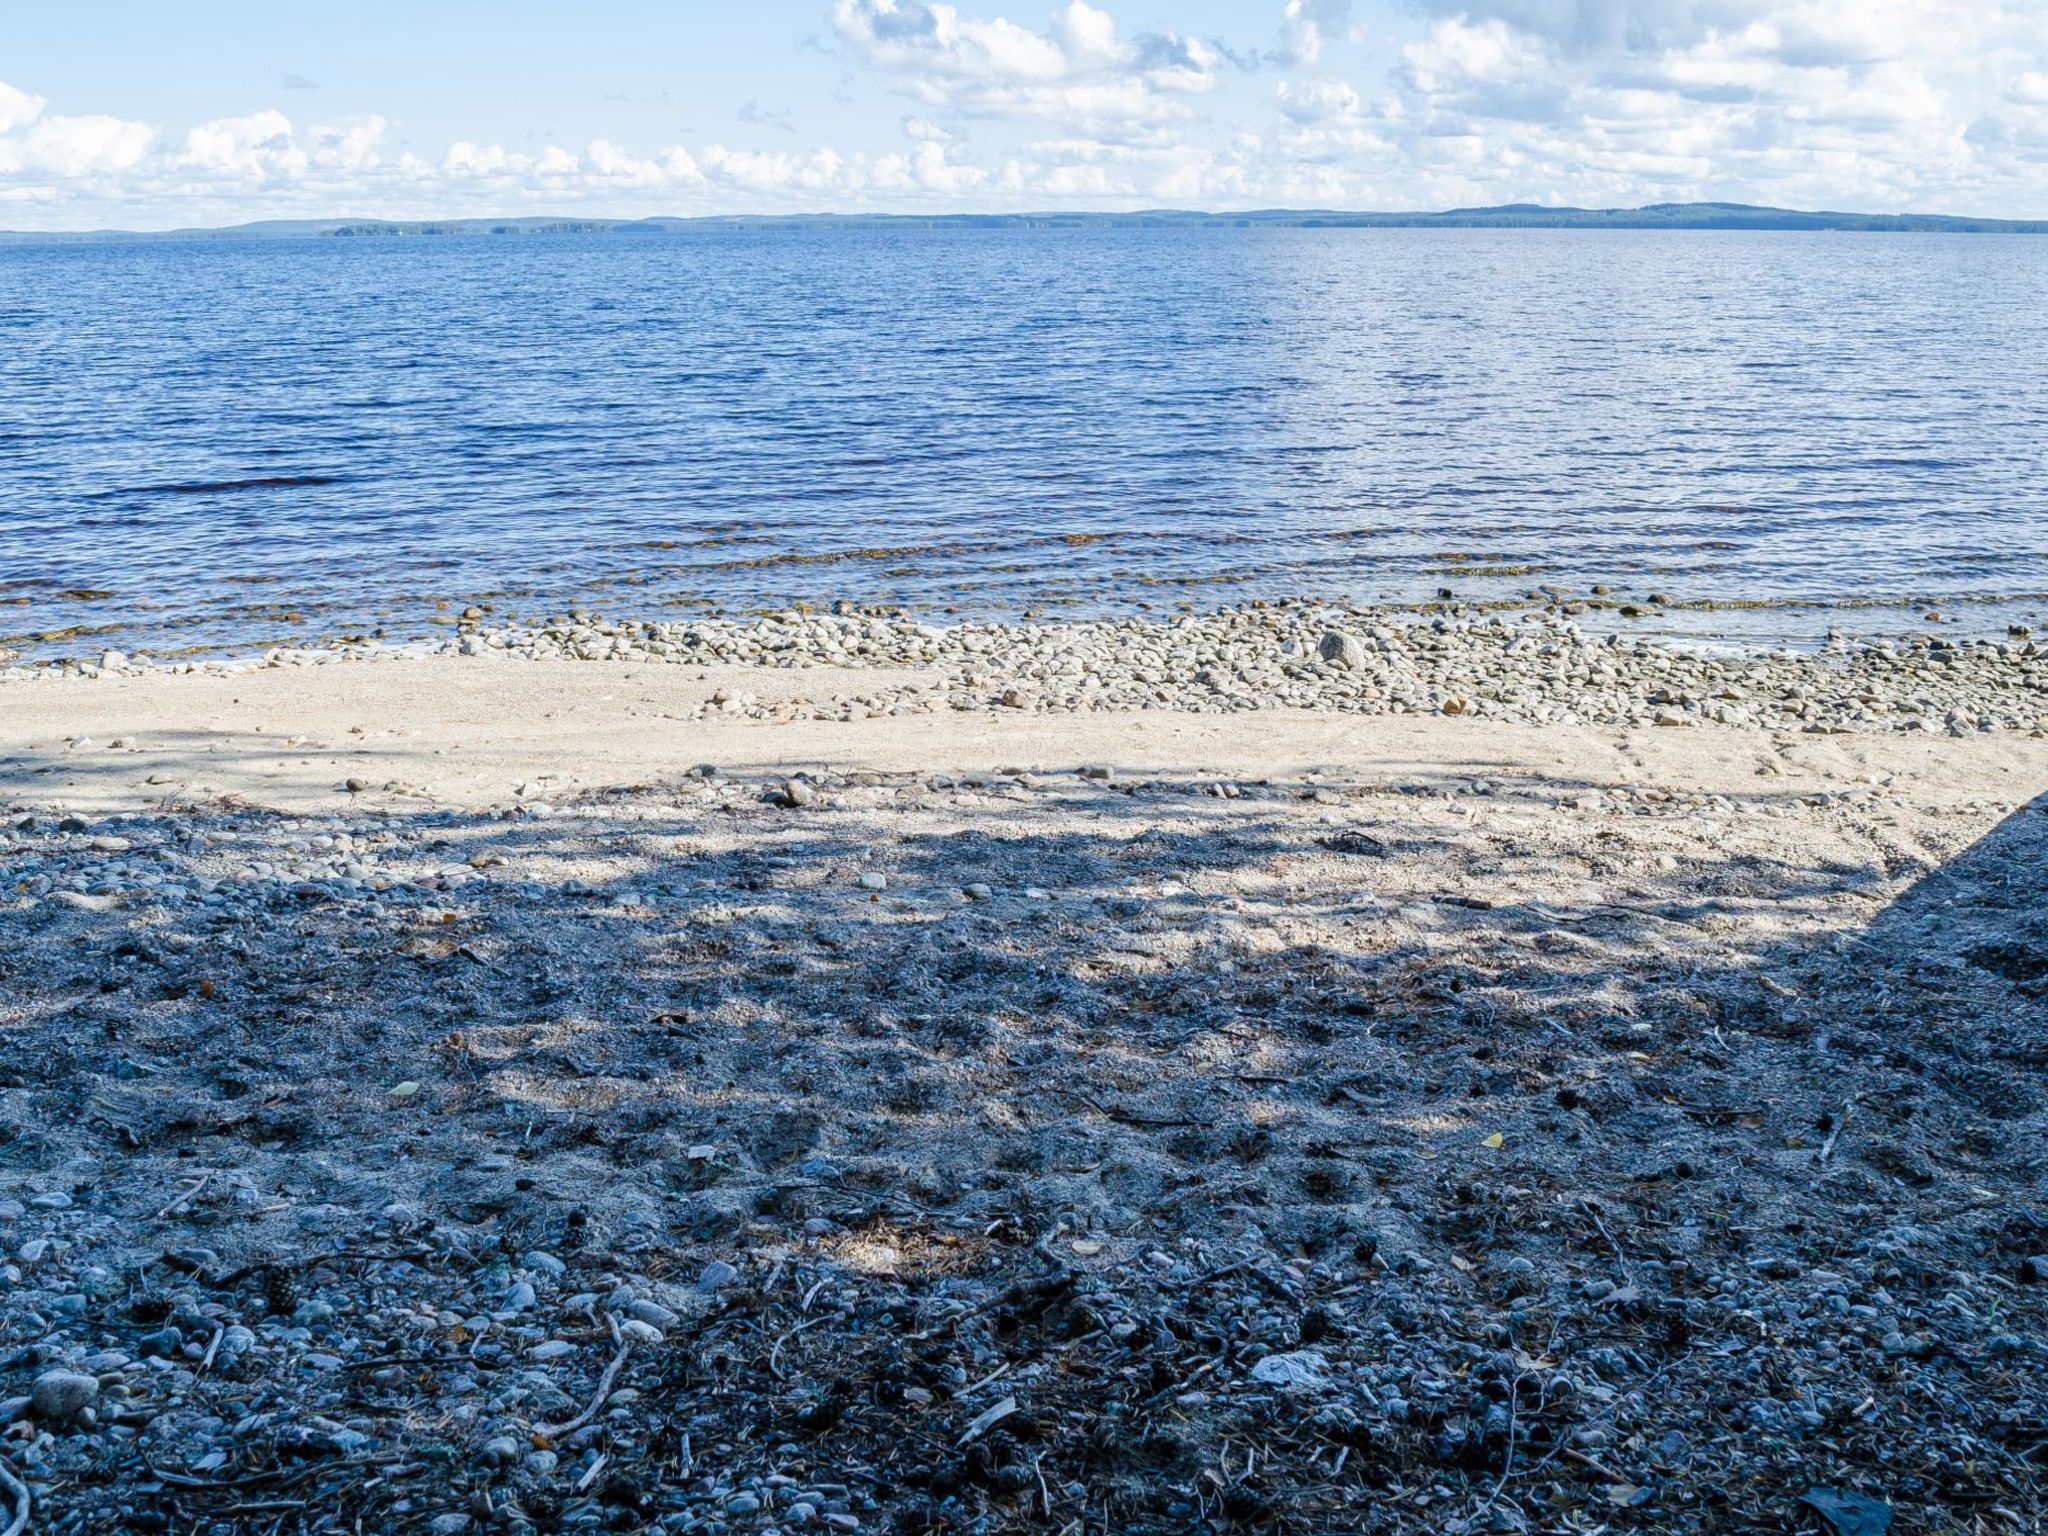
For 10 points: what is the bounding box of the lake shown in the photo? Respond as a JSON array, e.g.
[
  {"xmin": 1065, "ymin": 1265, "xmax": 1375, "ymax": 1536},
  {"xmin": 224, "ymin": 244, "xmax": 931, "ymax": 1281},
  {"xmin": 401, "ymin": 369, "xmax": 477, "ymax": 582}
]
[{"xmin": 3, "ymin": 225, "xmax": 2045, "ymax": 657}]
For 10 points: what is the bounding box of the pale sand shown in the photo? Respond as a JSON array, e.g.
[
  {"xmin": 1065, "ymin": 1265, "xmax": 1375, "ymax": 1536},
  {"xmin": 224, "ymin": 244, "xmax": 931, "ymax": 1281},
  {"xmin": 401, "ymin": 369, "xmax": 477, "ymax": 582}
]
[{"xmin": 4, "ymin": 654, "xmax": 2042, "ymax": 814}]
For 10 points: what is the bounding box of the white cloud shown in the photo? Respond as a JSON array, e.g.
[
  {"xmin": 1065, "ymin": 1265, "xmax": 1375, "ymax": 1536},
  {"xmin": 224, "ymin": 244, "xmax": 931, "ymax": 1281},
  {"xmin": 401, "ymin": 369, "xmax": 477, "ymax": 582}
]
[
  {"xmin": 310, "ymin": 117, "xmax": 388, "ymax": 172},
  {"xmin": 1403, "ymin": 18, "xmax": 1549, "ymax": 93},
  {"xmin": 180, "ymin": 111, "xmax": 305, "ymax": 179},
  {"xmin": 0, "ymin": 81, "xmax": 156, "ymax": 179},
  {"xmin": 833, "ymin": 0, "xmax": 1220, "ymax": 132},
  {"xmin": 1279, "ymin": 1, "xmax": 1354, "ymax": 68},
  {"xmin": 1358, "ymin": 0, "xmax": 2048, "ymax": 210},
  {"xmin": 911, "ymin": 139, "xmax": 985, "ymax": 191},
  {"xmin": 5, "ymin": 0, "xmax": 2048, "ymax": 225},
  {"xmin": 0, "ymin": 81, "xmax": 46, "ymax": 136},
  {"xmin": 0, "ymin": 114, "xmax": 155, "ymax": 177},
  {"xmin": 1277, "ymin": 76, "xmax": 1363, "ymax": 127}
]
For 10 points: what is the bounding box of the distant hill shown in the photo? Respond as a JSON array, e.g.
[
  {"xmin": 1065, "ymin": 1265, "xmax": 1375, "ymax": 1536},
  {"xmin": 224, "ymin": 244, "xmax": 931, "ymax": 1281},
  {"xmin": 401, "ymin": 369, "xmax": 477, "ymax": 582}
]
[{"xmin": 4, "ymin": 201, "xmax": 2045, "ymax": 243}]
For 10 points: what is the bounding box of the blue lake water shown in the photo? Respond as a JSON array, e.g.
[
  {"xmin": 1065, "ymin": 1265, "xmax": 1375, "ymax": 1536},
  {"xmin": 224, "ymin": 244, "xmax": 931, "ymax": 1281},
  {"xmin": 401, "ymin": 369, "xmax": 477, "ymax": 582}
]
[{"xmin": 3, "ymin": 225, "xmax": 2046, "ymax": 657}]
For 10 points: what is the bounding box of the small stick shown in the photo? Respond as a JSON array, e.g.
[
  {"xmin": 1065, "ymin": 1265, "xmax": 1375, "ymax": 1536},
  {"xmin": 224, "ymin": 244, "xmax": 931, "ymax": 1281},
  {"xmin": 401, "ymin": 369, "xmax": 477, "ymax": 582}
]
[
  {"xmin": 1819, "ymin": 1098, "xmax": 1855, "ymax": 1163},
  {"xmin": 904, "ymin": 1270, "xmax": 1073, "ymax": 1343},
  {"xmin": 1562, "ymin": 1446, "xmax": 1629, "ymax": 1483},
  {"xmin": 156, "ymin": 1172, "xmax": 214, "ymax": 1221},
  {"xmin": 145, "ymin": 1455, "xmax": 398, "ymax": 1492},
  {"xmin": 1140, "ymin": 1356, "xmax": 1219, "ymax": 1406},
  {"xmin": 198, "ymin": 1324, "xmax": 225, "ymax": 1375},
  {"xmin": 768, "ymin": 1316, "xmax": 830, "ymax": 1381},
  {"xmin": 1583, "ymin": 1202, "xmax": 1635, "ymax": 1286},
  {"xmin": 0, "ymin": 1454, "xmax": 29, "ymax": 1536},
  {"xmin": 193, "ymin": 1247, "xmax": 440, "ymax": 1289},
  {"xmin": 1476, "ymin": 1372, "xmax": 1530, "ymax": 1515},
  {"xmin": 536, "ymin": 1323, "xmax": 631, "ymax": 1441}
]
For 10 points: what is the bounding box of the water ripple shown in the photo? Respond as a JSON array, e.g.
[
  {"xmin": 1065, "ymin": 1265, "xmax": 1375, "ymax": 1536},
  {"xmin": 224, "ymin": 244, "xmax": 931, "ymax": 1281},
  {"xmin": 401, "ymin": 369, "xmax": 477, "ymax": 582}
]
[{"xmin": 1, "ymin": 225, "xmax": 2046, "ymax": 656}]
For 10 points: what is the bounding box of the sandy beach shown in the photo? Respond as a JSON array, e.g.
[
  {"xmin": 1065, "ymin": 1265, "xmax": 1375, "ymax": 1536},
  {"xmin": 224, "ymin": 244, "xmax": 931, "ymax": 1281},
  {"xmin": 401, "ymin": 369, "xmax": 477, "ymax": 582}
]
[{"xmin": 2, "ymin": 631, "xmax": 2045, "ymax": 1532}]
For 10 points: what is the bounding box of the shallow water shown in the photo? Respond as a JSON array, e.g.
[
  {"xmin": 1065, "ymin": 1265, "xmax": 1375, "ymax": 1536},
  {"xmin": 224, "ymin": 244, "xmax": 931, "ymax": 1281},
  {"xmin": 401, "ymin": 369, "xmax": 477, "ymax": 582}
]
[{"xmin": 3, "ymin": 225, "xmax": 2046, "ymax": 657}]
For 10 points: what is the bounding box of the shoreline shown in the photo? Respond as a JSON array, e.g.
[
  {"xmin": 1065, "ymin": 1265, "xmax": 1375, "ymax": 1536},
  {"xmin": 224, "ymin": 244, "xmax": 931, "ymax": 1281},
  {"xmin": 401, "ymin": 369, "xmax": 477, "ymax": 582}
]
[
  {"xmin": 8, "ymin": 585, "xmax": 2048, "ymax": 671},
  {"xmin": 3, "ymin": 602, "xmax": 2043, "ymax": 745}
]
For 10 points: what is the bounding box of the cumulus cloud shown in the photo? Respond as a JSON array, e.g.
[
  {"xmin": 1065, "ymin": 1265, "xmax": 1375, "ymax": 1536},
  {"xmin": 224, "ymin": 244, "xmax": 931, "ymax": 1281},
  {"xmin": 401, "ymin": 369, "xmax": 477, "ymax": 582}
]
[
  {"xmin": 1278, "ymin": 1, "xmax": 1354, "ymax": 68},
  {"xmin": 0, "ymin": 82, "xmax": 157, "ymax": 180},
  {"xmin": 1, "ymin": 114, "xmax": 155, "ymax": 178},
  {"xmin": 833, "ymin": 0, "xmax": 1221, "ymax": 132},
  {"xmin": 1277, "ymin": 76, "xmax": 1363, "ymax": 127},
  {"xmin": 0, "ymin": 82, "xmax": 45, "ymax": 136},
  {"xmin": 180, "ymin": 111, "xmax": 305, "ymax": 179},
  {"xmin": 4, "ymin": 0, "xmax": 2048, "ymax": 225},
  {"xmin": 1353, "ymin": 0, "xmax": 2048, "ymax": 211},
  {"xmin": 1403, "ymin": 1, "xmax": 1771, "ymax": 54}
]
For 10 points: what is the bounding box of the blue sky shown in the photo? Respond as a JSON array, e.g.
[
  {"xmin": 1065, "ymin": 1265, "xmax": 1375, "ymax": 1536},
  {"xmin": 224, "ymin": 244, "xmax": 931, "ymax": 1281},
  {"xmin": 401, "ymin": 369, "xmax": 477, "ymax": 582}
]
[{"xmin": 4, "ymin": 1, "xmax": 2047, "ymax": 228}]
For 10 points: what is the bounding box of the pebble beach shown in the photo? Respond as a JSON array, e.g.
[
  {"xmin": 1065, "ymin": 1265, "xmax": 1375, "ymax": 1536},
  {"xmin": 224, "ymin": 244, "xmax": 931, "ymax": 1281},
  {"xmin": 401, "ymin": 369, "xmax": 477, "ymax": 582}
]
[
  {"xmin": 11, "ymin": 599, "xmax": 2047, "ymax": 737},
  {"xmin": 1, "ymin": 603, "xmax": 2045, "ymax": 1534}
]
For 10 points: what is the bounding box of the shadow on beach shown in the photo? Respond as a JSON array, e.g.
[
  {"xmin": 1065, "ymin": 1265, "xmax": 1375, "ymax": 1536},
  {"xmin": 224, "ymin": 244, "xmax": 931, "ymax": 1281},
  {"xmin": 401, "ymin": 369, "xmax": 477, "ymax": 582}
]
[{"xmin": 1, "ymin": 763, "xmax": 2043, "ymax": 1532}]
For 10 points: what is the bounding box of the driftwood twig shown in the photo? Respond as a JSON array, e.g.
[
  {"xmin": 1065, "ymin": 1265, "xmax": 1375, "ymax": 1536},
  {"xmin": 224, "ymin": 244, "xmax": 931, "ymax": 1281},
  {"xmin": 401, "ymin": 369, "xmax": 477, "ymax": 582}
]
[
  {"xmin": 0, "ymin": 1454, "xmax": 29, "ymax": 1536},
  {"xmin": 537, "ymin": 1320, "xmax": 632, "ymax": 1441}
]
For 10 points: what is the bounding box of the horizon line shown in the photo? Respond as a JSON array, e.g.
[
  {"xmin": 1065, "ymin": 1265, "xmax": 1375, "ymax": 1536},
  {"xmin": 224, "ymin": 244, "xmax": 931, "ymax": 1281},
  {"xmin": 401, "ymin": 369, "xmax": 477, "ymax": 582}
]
[{"xmin": 8, "ymin": 199, "xmax": 2048, "ymax": 241}]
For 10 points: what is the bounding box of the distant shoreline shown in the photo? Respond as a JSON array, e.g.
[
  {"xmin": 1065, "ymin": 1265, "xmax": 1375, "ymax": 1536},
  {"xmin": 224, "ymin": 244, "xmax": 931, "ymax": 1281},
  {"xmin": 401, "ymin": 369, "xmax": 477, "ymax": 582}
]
[{"xmin": 6, "ymin": 200, "xmax": 2048, "ymax": 243}]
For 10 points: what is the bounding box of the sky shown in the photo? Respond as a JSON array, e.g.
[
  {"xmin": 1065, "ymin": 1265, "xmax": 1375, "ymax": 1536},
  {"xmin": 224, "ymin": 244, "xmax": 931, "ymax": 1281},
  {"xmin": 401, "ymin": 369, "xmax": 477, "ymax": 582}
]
[{"xmin": 3, "ymin": 0, "xmax": 2047, "ymax": 229}]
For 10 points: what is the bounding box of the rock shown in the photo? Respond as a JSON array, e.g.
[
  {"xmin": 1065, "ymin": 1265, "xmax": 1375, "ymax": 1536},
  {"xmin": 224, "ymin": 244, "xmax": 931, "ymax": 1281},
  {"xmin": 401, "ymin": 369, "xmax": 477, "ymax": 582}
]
[
  {"xmin": 1318, "ymin": 631, "xmax": 1367, "ymax": 670},
  {"xmin": 963, "ymin": 883, "xmax": 993, "ymax": 901},
  {"xmin": 859, "ymin": 872, "xmax": 888, "ymax": 891},
  {"xmin": 523, "ymin": 1250, "xmax": 567, "ymax": 1278},
  {"xmin": 697, "ymin": 1260, "xmax": 740, "ymax": 1292},
  {"xmin": 1248, "ymin": 1350, "xmax": 1331, "ymax": 1389},
  {"xmin": 1801, "ymin": 1488, "xmax": 1892, "ymax": 1536},
  {"xmin": 780, "ymin": 778, "xmax": 816, "ymax": 809},
  {"xmin": 479, "ymin": 1436, "xmax": 521, "ymax": 1468},
  {"xmin": 31, "ymin": 1370, "xmax": 99, "ymax": 1425},
  {"xmin": 621, "ymin": 1298, "xmax": 681, "ymax": 1331}
]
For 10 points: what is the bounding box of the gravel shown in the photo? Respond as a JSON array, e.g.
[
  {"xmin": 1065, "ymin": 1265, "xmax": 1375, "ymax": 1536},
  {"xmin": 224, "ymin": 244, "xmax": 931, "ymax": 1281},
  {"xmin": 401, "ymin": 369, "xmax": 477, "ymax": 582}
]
[
  {"xmin": 9, "ymin": 600, "xmax": 2045, "ymax": 738},
  {"xmin": 0, "ymin": 611, "xmax": 2043, "ymax": 1533}
]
